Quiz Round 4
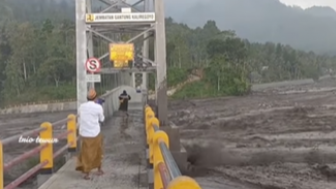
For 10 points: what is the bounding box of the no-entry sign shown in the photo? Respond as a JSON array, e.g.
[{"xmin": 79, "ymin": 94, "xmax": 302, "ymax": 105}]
[{"xmin": 85, "ymin": 57, "xmax": 101, "ymax": 73}]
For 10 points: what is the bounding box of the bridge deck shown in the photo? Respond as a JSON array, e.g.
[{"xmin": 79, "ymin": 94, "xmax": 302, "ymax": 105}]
[{"xmin": 38, "ymin": 103, "xmax": 147, "ymax": 189}]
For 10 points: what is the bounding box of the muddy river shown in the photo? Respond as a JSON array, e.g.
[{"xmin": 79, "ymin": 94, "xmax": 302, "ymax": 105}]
[{"xmin": 169, "ymin": 78, "xmax": 336, "ymax": 189}]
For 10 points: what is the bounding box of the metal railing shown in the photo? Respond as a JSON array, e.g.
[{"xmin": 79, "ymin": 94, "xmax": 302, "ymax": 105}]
[
  {"xmin": 144, "ymin": 106, "xmax": 202, "ymax": 189},
  {"xmin": 0, "ymin": 114, "xmax": 78, "ymax": 189}
]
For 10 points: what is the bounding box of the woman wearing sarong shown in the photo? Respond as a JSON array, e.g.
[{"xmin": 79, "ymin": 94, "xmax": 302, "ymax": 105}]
[{"xmin": 76, "ymin": 89, "xmax": 105, "ymax": 180}]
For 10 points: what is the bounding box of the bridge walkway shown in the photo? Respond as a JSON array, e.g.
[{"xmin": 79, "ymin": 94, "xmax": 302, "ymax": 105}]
[
  {"xmin": 38, "ymin": 103, "xmax": 147, "ymax": 189},
  {"xmin": 1, "ymin": 86, "xmax": 202, "ymax": 189}
]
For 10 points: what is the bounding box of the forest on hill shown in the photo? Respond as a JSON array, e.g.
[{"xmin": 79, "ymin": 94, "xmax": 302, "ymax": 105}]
[
  {"xmin": 0, "ymin": 0, "xmax": 336, "ymax": 106},
  {"xmin": 165, "ymin": 0, "xmax": 336, "ymax": 54}
]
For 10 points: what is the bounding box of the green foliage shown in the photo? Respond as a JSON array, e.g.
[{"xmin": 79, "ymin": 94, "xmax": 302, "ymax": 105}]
[
  {"xmin": 4, "ymin": 84, "xmax": 75, "ymax": 106},
  {"xmin": 0, "ymin": 1, "xmax": 335, "ymax": 105},
  {"xmin": 166, "ymin": 1, "xmax": 336, "ymax": 54},
  {"xmin": 148, "ymin": 73, "xmax": 155, "ymax": 91},
  {"xmin": 167, "ymin": 67, "xmax": 188, "ymax": 87},
  {"xmin": 172, "ymin": 81, "xmax": 214, "ymax": 99},
  {"xmin": 148, "ymin": 67, "xmax": 188, "ymax": 91}
]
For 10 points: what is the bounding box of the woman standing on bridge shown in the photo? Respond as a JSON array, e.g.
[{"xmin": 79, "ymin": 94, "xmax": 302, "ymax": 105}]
[{"xmin": 76, "ymin": 89, "xmax": 105, "ymax": 180}]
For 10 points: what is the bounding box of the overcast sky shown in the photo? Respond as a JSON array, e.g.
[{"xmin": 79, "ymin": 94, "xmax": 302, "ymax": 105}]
[
  {"xmin": 127, "ymin": 0, "xmax": 336, "ymax": 11},
  {"xmin": 279, "ymin": 0, "xmax": 336, "ymax": 9}
]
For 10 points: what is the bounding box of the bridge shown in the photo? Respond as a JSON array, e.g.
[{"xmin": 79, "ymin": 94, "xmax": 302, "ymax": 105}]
[{"xmin": 0, "ymin": 0, "xmax": 203, "ymax": 189}]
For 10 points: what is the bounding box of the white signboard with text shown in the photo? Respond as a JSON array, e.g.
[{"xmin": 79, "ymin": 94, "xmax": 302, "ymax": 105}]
[
  {"xmin": 86, "ymin": 74, "xmax": 101, "ymax": 83},
  {"xmin": 86, "ymin": 12, "xmax": 155, "ymax": 23}
]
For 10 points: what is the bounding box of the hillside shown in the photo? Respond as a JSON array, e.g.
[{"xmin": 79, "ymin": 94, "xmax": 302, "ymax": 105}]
[
  {"xmin": 164, "ymin": 0, "xmax": 336, "ymax": 54},
  {"xmin": 4, "ymin": 0, "xmax": 336, "ymax": 54},
  {"xmin": 305, "ymin": 6, "xmax": 336, "ymax": 18},
  {"xmin": 1, "ymin": 0, "xmax": 336, "ymax": 105}
]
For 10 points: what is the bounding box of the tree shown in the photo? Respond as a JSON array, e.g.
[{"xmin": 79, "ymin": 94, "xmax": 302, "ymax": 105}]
[
  {"xmin": 0, "ymin": 3, "xmax": 335, "ymax": 105},
  {"xmin": 205, "ymin": 38, "xmax": 250, "ymax": 95},
  {"xmin": 38, "ymin": 57, "xmax": 70, "ymax": 87}
]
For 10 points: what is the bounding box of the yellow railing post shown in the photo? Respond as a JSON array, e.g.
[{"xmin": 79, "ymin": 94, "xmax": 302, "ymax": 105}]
[
  {"xmin": 67, "ymin": 114, "xmax": 77, "ymax": 152},
  {"xmin": 146, "ymin": 110, "xmax": 155, "ymax": 144},
  {"xmin": 148, "ymin": 117, "xmax": 160, "ymax": 164},
  {"xmin": 167, "ymin": 176, "xmax": 202, "ymax": 189},
  {"xmin": 153, "ymin": 131, "xmax": 169, "ymax": 189},
  {"xmin": 40, "ymin": 122, "xmax": 53, "ymax": 174},
  {"xmin": 145, "ymin": 105, "xmax": 152, "ymax": 125},
  {"xmin": 0, "ymin": 141, "xmax": 3, "ymax": 189}
]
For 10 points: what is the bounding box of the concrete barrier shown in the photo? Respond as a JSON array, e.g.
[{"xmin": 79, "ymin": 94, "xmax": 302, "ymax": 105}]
[
  {"xmin": 0, "ymin": 101, "xmax": 77, "ymax": 114},
  {"xmin": 251, "ymin": 78, "xmax": 314, "ymax": 91},
  {"xmin": 251, "ymin": 74, "xmax": 333, "ymax": 91},
  {"xmin": 0, "ymin": 85, "xmax": 141, "ymax": 115}
]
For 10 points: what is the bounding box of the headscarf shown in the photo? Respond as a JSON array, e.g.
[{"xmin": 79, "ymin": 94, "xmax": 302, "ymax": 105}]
[{"xmin": 87, "ymin": 89, "xmax": 97, "ymax": 100}]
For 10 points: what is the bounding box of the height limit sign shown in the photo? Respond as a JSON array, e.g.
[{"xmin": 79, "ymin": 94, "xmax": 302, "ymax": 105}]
[{"xmin": 85, "ymin": 57, "xmax": 101, "ymax": 73}]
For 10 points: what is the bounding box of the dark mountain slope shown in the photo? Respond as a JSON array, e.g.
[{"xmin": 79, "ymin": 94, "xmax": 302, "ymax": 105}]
[
  {"xmin": 4, "ymin": 0, "xmax": 336, "ymax": 53},
  {"xmin": 164, "ymin": 0, "xmax": 336, "ymax": 54}
]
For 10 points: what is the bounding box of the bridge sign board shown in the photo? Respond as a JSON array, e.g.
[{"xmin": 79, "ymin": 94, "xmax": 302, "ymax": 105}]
[
  {"xmin": 86, "ymin": 74, "xmax": 101, "ymax": 83},
  {"xmin": 85, "ymin": 12, "xmax": 155, "ymax": 23},
  {"xmin": 85, "ymin": 57, "xmax": 101, "ymax": 73},
  {"xmin": 109, "ymin": 43, "xmax": 134, "ymax": 68}
]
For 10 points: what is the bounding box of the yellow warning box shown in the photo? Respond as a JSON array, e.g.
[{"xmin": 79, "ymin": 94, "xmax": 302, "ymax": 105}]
[{"xmin": 109, "ymin": 43, "xmax": 134, "ymax": 68}]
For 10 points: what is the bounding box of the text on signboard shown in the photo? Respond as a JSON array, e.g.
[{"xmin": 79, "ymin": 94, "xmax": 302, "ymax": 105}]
[
  {"xmin": 110, "ymin": 44, "xmax": 134, "ymax": 62},
  {"xmin": 95, "ymin": 13, "xmax": 154, "ymax": 21}
]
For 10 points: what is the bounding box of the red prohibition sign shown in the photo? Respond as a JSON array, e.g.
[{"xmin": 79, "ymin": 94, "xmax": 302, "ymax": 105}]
[{"xmin": 85, "ymin": 57, "xmax": 101, "ymax": 73}]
